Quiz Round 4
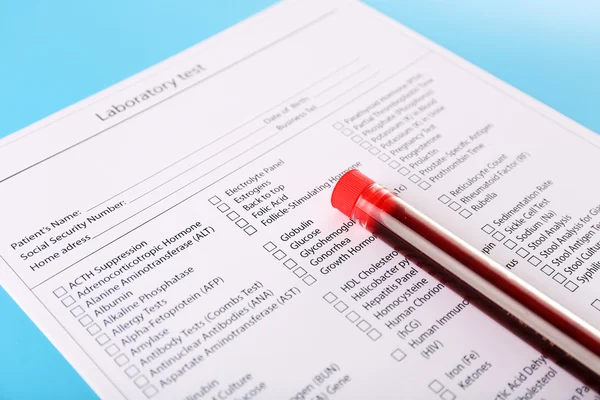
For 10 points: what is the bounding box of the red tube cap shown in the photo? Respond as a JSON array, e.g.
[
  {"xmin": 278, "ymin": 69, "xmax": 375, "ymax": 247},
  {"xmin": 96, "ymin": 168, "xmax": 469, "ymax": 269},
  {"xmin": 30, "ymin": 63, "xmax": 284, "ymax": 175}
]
[{"xmin": 331, "ymin": 169, "xmax": 375, "ymax": 218}]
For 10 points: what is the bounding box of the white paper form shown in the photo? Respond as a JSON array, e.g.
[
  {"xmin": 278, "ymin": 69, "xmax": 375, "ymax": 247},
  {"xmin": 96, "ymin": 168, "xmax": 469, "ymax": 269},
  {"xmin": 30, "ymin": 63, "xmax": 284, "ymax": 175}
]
[{"xmin": 1, "ymin": 0, "xmax": 599, "ymax": 398}]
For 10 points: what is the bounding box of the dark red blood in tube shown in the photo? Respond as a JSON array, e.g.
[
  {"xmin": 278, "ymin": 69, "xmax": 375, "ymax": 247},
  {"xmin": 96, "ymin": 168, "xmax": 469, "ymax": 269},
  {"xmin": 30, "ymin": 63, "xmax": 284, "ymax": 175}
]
[{"xmin": 331, "ymin": 169, "xmax": 600, "ymax": 389}]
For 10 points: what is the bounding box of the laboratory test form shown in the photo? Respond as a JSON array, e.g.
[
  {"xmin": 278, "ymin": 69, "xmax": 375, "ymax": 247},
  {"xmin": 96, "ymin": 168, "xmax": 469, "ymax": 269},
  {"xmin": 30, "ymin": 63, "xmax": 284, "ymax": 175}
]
[{"xmin": 1, "ymin": 0, "xmax": 600, "ymax": 398}]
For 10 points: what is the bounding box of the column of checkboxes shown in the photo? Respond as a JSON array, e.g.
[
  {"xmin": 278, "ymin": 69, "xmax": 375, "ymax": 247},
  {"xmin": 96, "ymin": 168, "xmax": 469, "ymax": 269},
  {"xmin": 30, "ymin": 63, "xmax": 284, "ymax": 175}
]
[
  {"xmin": 263, "ymin": 241, "xmax": 316, "ymax": 286},
  {"xmin": 428, "ymin": 380, "xmax": 456, "ymax": 400},
  {"xmin": 481, "ymin": 224, "xmax": 517, "ymax": 250},
  {"xmin": 209, "ymin": 195, "xmax": 257, "ymax": 236},
  {"xmin": 333, "ymin": 121, "xmax": 383, "ymax": 157},
  {"xmin": 540, "ymin": 264, "xmax": 579, "ymax": 291},
  {"xmin": 109, "ymin": 349, "xmax": 146, "ymax": 395},
  {"xmin": 482, "ymin": 223, "xmax": 522, "ymax": 255},
  {"xmin": 403, "ymin": 170, "xmax": 431, "ymax": 191},
  {"xmin": 480, "ymin": 225, "xmax": 580, "ymax": 292},
  {"xmin": 438, "ymin": 194, "xmax": 471, "ymax": 219},
  {"xmin": 53, "ymin": 286, "xmax": 102, "ymax": 337},
  {"xmin": 60, "ymin": 292, "xmax": 128, "ymax": 367},
  {"xmin": 53, "ymin": 287, "xmax": 157, "ymax": 397},
  {"xmin": 410, "ymin": 174, "xmax": 431, "ymax": 191},
  {"xmin": 322, "ymin": 292, "xmax": 382, "ymax": 341},
  {"xmin": 332, "ymin": 121, "xmax": 433, "ymax": 191},
  {"xmin": 124, "ymin": 364, "xmax": 156, "ymax": 398},
  {"xmin": 386, "ymin": 160, "xmax": 430, "ymax": 190},
  {"xmin": 334, "ymin": 120, "xmax": 415, "ymax": 170}
]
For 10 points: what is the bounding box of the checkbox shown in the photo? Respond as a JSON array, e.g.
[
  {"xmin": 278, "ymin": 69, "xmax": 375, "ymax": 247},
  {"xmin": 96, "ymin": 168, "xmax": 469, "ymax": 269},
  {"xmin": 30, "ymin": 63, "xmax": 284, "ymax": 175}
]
[
  {"xmin": 303, "ymin": 275, "xmax": 317, "ymax": 286},
  {"xmin": 592, "ymin": 299, "xmax": 600, "ymax": 311},
  {"xmin": 367, "ymin": 328, "xmax": 382, "ymax": 341},
  {"xmin": 438, "ymin": 195, "xmax": 451, "ymax": 204},
  {"xmin": 235, "ymin": 218, "xmax": 249, "ymax": 228},
  {"xmin": 399, "ymin": 167, "xmax": 410, "ymax": 176},
  {"xmin": 352, "ymin": 135, "xmax": 362, "ymax": 143},
  {"xmin": 53, "ymin": 287, "xmax": 67, "ymax": 298},
  {"xmin": 244, "ymin": 226, "xmax": 257, "ymax": 236},
  {"xmin": 96, "ymin": 334, "xmax": 110, "ymax": 346},
  {"xmin": 541, "ymin": 265, "xmax": 555, "ymax": 276},
  {"xmin": 441, "ymin": 389, "xmax": 457, "ymax": 400},
  {"xmin": 492, "ymin": 232, "xmax": 505, "ymax": 241},
  {"xmin": 346, "ymin": 311, "xmax": 360, "ymax": 322},
  {"xmin": 115, "ymin": 354, "xmax": 129, "ymax": 366},
  {"xmin": 391, "ymin": 349, "xmax": 407, "ymax": 362},
  {"xmin": 408, "ymin": 174, "xmax": 421, "ymax": 183},
  {"xmin": 143, "ymin": 385, "xmax": 159, "ymax": 398},
  {"xmin": 334, "ymin": 301, "xmax": 348, "ymax": 312},
  {"xmin": 323, "ymin": 292, "xmax": 338, "ymax": 303},
  {"xmin": 388, "ymin": 160, "xmax": 400, "ymax": 169},
  {"xmin": 333, "ymin": 122, "xmax": 344, "ymax": 130},
  {"xmin": 263, "ymin": 242, "xmax": 276, "ymax": 252},
  {"xmin": 61, "ymin": 296, "xmax": 75, "ymax": 307},
  {"xmin": 564, "ymin": 281, "xmax": 579, "ymax": 292},
  {"xmin": 79, "ymin": 315, "xmax": 93, "ymax": 327},
  {"xmin": 481, "ymin": 224, "xmax": 494, "ymax": 234},
  {"xmin": 284, "ymin": 259, "xmax": 297, "ymax": 270},
  {"xmin": 528, "ymin": 256, "xmax": 541, "ymax": 267},
  {"xmin": 504, "ymin": 239, "xmax": 517, "ymax": 249},
  {"xmin": 125, "ymin": 365, "xmax": 140, "ymax": 378},
  {"xmin": 70, "ymin": 306, "xmax": 85, "ymax": 317},
  {"xmin": 293, "ymin": 267, "xmax": 307, "ymax": 278},
  {"xmin": 134, "ymin": 375, "xmax": 150, "ymax": 388},
  {"xmin": 342, "ymin": 128, "xmax": 353, "ymax": 136},
  {"xmin": 553, "ymin": 273, "xmax": 566, "ymax": 284},
  {"xmin": 448, "ymin": 202, "xmax": 461, "ymax": 211},
  {"xmin": 378, "ymin": 154, "xmax": 390, "ymax": 162},
  {"xmin": 360, "ymin": 141, "xmax": 372, "ymax": 149},
  {"xmin": 87, "ymin": 323, "xmax": 101, "ymax": 335},
  {"xmin": 357, "ymin": 320, "xmax": 371, "ymax": 331},
  {"xmin": 428, "ymin": 380, "xmax": 444, "ymax": 393},
  {"xmin": 106, "ymin": 344, "xmax": 120, "ymax": 356},
  {"xmin": 459, "ymin": 209, "xmax": 472, "ymax": 219},
  {"xmin": 217, "ymin": 203, "xmax": 230, "ymax": 212},
  {"xmin": 369, "ymin": 147, "xmax": 381, "ymax": 155},
  {"xmin": 273, "ymin": 250, "xmax": 286, "ymax": 260},
  {"xmin": 516, "ymin": 248, "xmax": 530, "ymax": 258},
  {"xmin": 208, "ymin": 196, "xmax": 221, "ymax": 205},
  {"xmin": 226, "ymin": 211, "xmax": 240, "ymax": 221},
  {"xmin": 418, "ymin": 182, "xmax": 431, "ymax": 190}
]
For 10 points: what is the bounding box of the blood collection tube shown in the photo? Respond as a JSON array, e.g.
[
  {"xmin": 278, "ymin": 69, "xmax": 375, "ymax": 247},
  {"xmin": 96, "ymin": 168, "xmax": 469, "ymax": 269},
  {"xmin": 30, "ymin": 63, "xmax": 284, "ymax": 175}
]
[{"xmin": 331, "ymin": 169, "xmax": 600, "ymax": 382}]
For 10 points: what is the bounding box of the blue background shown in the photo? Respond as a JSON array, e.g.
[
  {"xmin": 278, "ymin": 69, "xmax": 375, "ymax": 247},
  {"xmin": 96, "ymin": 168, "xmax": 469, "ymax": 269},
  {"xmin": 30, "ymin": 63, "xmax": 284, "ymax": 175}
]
[{"xmin": 0, "ymin": 1, "xmax": 598, "ymax": 398}]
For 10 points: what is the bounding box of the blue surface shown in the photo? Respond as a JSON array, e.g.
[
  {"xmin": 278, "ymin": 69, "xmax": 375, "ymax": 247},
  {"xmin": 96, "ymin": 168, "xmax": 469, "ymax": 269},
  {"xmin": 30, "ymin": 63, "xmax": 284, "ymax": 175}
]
[{"xmin": 0, "ymin": 1, "xmax": 599, "ymax": 399}]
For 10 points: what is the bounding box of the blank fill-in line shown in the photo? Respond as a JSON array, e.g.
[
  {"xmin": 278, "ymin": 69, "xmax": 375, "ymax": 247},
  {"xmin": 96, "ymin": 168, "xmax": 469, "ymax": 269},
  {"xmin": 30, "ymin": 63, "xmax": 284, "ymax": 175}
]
[
  {"xmin": 0, "ymin": 10, "xmax": 337, "ymax": 186},
  {"xmin": 32, "ymin": 59, "xmax": 425, "ymax": 290},
  {"xmin": 129, "ymin": 124, "xmax": 269, "ymax": 203},
  {"xmin": 93, "ymin": 125, "xmax": 289, "ymax": 239},
  {"xmin": 314, "ymin": 65, "xmax": 371, "ymax": 97},
  {"xmin": 86, "ymin": 57, "xmax": 360, "ymax": 211},
  {"xmin": 320, "ymin": 71, "xmax": 381, "ymax": 107}
]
